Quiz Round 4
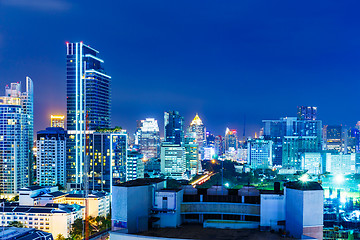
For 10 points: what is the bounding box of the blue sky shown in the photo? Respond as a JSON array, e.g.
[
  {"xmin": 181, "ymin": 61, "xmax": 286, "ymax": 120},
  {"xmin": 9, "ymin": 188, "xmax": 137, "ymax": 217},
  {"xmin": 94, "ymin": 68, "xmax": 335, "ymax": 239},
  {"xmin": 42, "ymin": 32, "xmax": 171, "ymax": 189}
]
[{"xmin": 1, "ymin": 0, "xmax": 360, "ymax": 136}]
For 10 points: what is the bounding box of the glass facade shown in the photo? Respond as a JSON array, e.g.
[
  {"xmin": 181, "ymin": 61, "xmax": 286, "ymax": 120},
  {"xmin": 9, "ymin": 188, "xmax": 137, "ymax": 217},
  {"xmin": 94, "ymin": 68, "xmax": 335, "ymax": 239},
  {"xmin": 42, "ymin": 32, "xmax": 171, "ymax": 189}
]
[
  {"xmin": 66, "ymin": 42, "xmax": 111, "ymax": 184},
  {"xmin": 164, "ymin": 111, "xmax": 184, "ymax": 145}
]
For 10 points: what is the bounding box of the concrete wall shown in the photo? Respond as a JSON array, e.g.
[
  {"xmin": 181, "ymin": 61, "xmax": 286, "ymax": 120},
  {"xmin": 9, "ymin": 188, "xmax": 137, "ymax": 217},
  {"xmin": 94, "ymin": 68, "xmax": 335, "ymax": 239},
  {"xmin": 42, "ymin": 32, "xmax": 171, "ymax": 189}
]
[
  {"xmin": 260, "ymin": 194, "xmax": 285, "ymax": 231},
  {"xmin": 181, "ymin": 202, "xmax": 260, "ymax": 216},
  {"xmin": 285, "ymin": 188, "xmax": 303, "ymax": 238},
  {"xmin": 204, "ymin": 220, "xmax": 259, "ymax": 229},
  {"xmin": 110, "ymin": 231, "xmax": 189, "ymax": 240}
]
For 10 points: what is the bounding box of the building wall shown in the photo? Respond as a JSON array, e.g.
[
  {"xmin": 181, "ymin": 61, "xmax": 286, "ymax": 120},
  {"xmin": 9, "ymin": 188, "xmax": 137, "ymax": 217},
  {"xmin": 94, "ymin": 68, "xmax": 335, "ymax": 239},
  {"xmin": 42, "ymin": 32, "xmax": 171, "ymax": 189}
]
[{"xmin": 260, "ymin": 194, "xmax": 285, "ymax": 231}]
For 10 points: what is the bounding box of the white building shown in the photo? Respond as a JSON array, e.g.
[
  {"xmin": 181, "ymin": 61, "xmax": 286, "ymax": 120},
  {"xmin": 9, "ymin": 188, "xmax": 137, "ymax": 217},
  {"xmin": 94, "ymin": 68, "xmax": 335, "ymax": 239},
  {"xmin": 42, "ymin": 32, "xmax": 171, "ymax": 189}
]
[
  {"xmin": 126, "ymin": 149, "xmax": 145, "ymax": 181},
  {"xmin": 160, "ymin": 143, "xmax": 186, "ymax": 180},
  {"xmin": 135, "ymin": 118, "xmax": 160, "ymax": 159},
  {"xmin": 203, "ymin": 147, "xmax": 215, "ymax": 160},
  {"xmin": 285, "ymin": 181, "xmax": 323, "ymax": 239},
  {"xmin": 300, "ymin": 152, "xmax": 322, "ymax": 175},
  {"xmin": 325, "ymin": 153, "xmax": 356, "ymax": 175},
  {"xmin": 36, "ymin": 127, "xmax": 66, "ymax": 187},
  {"xmin": 247, "ymin": 138, "xmax": 273, "ymax": 169}
]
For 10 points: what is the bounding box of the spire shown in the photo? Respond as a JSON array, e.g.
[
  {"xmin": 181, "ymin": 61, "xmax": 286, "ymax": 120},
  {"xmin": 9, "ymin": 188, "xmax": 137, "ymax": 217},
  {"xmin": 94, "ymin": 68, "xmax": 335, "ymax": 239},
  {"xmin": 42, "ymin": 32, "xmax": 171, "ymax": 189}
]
[{"xmin": 190, "ymin": 113, "xmax": 203, "ymax": 126}]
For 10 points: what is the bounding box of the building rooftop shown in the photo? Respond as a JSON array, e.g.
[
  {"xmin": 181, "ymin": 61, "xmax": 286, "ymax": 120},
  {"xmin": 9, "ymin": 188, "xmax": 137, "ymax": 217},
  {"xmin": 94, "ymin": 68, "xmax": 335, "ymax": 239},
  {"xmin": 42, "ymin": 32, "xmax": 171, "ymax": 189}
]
[
  {"xmin": 0, "ymin": 227, "xmax": 52, "ymax": 240},
  {"xmin": 115, "ymin": 178, "xmax": 165, "ymax": 187},
  {"xmin": 19, "ymin": 186, "xmax": 45, "ymax": 191},
  {"xmin": 38, "ymin": 191, "xmax": 68, "ymax": 198},
  {"xmin": 285, "ymin": 181, "xmax": 323, "ymax": 191}
]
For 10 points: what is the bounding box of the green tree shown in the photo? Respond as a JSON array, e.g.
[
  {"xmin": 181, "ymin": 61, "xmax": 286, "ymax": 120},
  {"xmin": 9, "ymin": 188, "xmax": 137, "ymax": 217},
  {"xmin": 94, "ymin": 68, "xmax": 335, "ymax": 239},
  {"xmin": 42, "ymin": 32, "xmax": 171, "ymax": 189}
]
[
  {"xmin": 10, "ymin": 195, "xmax": 19, "ymax": 202},
  {"xmin": 69, "ymin": 218, "xmax": 85, "ymax": 240},
  {"xmin": 8, "ymin": 221, "xmax": 24, "ymax": 228}
]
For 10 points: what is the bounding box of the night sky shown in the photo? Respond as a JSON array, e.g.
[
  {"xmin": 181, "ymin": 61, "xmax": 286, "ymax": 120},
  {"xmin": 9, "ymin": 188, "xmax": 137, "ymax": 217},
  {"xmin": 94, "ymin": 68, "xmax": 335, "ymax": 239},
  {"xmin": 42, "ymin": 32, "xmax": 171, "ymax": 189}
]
[{"xmin": 1, "ymin": 0, "xmax": 360, "ymax": 137}]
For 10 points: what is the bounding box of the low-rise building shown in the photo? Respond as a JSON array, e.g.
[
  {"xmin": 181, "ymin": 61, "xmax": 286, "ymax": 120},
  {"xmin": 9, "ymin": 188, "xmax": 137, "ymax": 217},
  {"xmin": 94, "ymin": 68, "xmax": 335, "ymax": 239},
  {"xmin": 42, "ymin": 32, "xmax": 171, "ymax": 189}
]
[{"xmin": 0, "ymin": 203, "xmax": 83, "ymax": 238}]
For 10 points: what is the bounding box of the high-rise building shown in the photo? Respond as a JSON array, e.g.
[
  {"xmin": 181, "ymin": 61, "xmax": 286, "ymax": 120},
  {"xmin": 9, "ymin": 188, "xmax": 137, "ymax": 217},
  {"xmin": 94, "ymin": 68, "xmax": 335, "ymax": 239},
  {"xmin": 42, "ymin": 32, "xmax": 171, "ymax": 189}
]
[
  {"xmin": 184, "ymin": 134, "xmax": 199, "ymax": 176},
  {"xmin": 50, "ymin": 115, "xmax": 65, "ymax": 128},
  {"xmin": 214, "ymin": 135, "xmax": 224, "ymax": 156},
  {"xmin": 297, "ymin": 106, "xmax": 317, "ymax": 120},
  {"xmin": 160, "ymin": 142, "xmax": 186, "ymax": 180},
  {"xmin": 66, "ymin": 42, "xmax": 111, "ymax": 184},
  {"xmin": 164, "ymin": 111, "xmax": 184, "ymax": 145},
  {"xmin": 225, "ymin": 128, "xmax": 238, "ymax": 151},
  {"xmin": 87, "ymin": 130, "xmax": 127, "ymax": 192},
  {"xmin": 300, "ymin": 152, "xmax": 322, "ymax": 175},
  {"xmin": 135, "ymin": 118, "xmax": 160, "ymax": 159},
  {"xmin": 345, "ymin": 128, "xmax": 360, "ymax": 153},
  {"xmin": 187, "ymin": 114, "xmax": 206, "ymax": 157},
  {"xmin": 36, "ymin": 127, "xmax": 66, "ymax": 186},
  {"xmin": 247, "ymin": 138, "xmax": 273, "ymax": 169},
  {"xmin": 0, "ymin": 79, "xmax": 33, "ymax": 195},
  {"xmin": 323, "ymin": 125, "xmax": 344, "ymax": 153},
  {"xmin": 263, "ymin": 117, "xmax": 322, "ymax": 166},
  {"xmin": 126, "ymin": 149, "xmax": 145, "ymax": 181},
  {"xmin": 206, "ymin": 132, "xmax": 215, "ymax": 147}
]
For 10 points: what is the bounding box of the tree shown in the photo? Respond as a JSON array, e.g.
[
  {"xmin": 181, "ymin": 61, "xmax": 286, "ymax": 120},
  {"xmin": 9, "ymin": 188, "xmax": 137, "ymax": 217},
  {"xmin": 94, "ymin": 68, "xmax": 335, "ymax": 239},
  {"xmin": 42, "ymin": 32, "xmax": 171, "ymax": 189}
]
[
  {"xmin": 10, "ymin": 195, "xmax": 19, "ymax": 202},
  {"xmin": 55, "ymin": 234, "xmax": 66, "ymax": 240},
  {"xmin": 8, "ymin": 221, "xmax": 24, "ymax": 228},
  {"xmin": 69, "ymin": 218, "xmax": 85, "ymax": 240}
]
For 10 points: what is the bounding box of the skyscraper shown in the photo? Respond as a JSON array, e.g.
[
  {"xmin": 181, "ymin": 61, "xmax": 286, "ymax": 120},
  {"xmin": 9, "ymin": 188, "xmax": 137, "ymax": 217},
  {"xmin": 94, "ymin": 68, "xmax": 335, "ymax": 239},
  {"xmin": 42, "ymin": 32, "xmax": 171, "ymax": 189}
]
[
  {"xmin": 224, "ymin": 128, "xmax": 238, "ymax": 151},
  {"xmin": 66, "ymin": 42, "xmax": 111, "ymax": 184},
  {"xmin": 36, "ymin": 127, "xmax": 66, "ymax": 186},
  {"xmin": 297, "ymin": 106, "xmax": 317, "ymax": 120},
  {"xmin": 0, "ymin": 79, "xmax": 33, "ymax": 195},
  {"xmin": 164, "ymin": 111, "xmax": 184, "ymax": 145},
  {"xmin": 187, "ymin": 114, "xmax": 206, "ymax": 158},
  {"xmin": 135, "ymin": 118, "xmax": 160, "ymax": 159}
]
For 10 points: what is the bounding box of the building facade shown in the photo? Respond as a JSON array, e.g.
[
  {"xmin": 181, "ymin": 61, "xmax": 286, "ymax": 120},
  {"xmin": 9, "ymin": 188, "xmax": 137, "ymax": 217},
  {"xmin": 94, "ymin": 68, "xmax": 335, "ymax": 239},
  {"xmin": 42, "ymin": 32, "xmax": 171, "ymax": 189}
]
[
  {"xmin": 160, "ymin": 142, "xmax": 186, "ymax": 180},
  {"xmin": 164, "ymin": 111, "xmax": 184, "ymax": 145},
  {"xmin": 66, "ymin": 42, "xmax": 111, "ymax": 185},
  {"xmin": 50, "ymin": 115, "xmax": 65, "ymax": 128},
  {"xmin": 126, "ymin": 149, "xmax": 145, "ymax": 181},
  {"xmin": 135, "ymin": 118, "xmax": 160, "ymax": 159},
  {"xmin": 36, "ymin": 127, "xmax": 67, "ymax": 187},
  {"xmin": 247, "ymin": 138, "xmax": 273, "ymax": 169}
]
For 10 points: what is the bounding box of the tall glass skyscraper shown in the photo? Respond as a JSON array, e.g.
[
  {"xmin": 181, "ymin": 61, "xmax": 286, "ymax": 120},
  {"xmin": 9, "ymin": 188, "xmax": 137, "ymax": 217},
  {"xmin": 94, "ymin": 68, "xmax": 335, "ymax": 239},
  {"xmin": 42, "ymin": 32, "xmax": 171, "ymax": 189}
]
[
  {"xmin": 135, "ymin": 118, "xmax": 160, "ymax": 159},
  {"xmin": 164, "ymin": 111, "xmax": 184, "ymax": 145},
  {"xmin": 66, "ymin": 42, "xmax": 111, "ymax": 184},
  {"xmin": 0, "ymin": 78, "xmax": 33, "ymax": 195}
]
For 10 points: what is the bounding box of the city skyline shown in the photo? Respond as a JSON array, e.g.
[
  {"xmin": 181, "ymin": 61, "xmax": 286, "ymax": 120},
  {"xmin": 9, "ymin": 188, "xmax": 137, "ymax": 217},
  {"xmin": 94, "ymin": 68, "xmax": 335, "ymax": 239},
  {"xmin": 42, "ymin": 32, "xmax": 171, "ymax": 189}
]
[{"xmin": 1, "ymin": 1, "xmax": 360, "ymax": 136}]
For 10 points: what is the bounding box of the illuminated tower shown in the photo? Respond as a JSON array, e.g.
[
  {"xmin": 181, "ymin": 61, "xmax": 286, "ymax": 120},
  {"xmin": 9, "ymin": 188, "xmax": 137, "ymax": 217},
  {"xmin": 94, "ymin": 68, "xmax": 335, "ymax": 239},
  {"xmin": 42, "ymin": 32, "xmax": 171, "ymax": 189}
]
[
  {"xmin": 164, "ymin": 111, "xmax": 184, "ymax": 145},
  {"xmin": 51, "ymin": 115, "xmax": 65, "ymax": 128},
  {"xmin": 187, "ymin": 114, "xmax": 206, "ymax": 158},
  {"xmin": 135, "ymin": 118, "xmax": 160, "ymax": 159},
  {"xmin": 0, "ymin": 78, "xmax": 33, "ymax": 195},
  {"xmin": 225, "ymin": 128, "xmax": 238, "ymax": 151},
  {"xmin": 66, "ymin": 42, "xmax": 111, "ymax": 184}
]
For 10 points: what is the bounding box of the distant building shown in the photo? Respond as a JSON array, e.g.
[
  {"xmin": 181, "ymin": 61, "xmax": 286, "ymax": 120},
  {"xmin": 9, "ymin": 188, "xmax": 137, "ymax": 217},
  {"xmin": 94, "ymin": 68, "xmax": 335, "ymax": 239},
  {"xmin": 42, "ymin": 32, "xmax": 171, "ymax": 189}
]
[
  {"xmin": 206, "ymin": 132, "xmax": 215, "ymax": 147},
  {"xmin": 346, "ymin": 128, "xmax": 360, "ymax": 153},
  {"xmin": 135, "ymin": 118, "xmax": 160, "ymax": 159},
  {"xmin": 203, "ymin": 147, "xmax": 215, "ymax": 160},
  {"xmin": 300, "ymin": 152, "xmax": 322, "ymax": 174},
  {"xmin": 323, "ymin": 125, "xmax": 344, "ymax": 153},
  {"xmin": 36, "ymin": 127, "xmax": 67, "ymax": 187},
  {"xmin": 225, "ymin": 128, "xmax": 238, "ymax": 151},
  {"xmin": 164, "ymin": 111, "xmax": 184, "ymax": 145},
  {"xmin": 247, "ymin": 138, "xmax": 273, "ymax": 169},
  {"xmin": 187, "ymin": 114, "xmax": 206, "ymax": 157},
  {"xmin": 50, "ymin": 115, "xmax": 65, "ymax": 128},
  {"xmin": 285, "ymin": 181, "xmax": 323, "ymax": 239},
  {"xmin": 297, "ymin": 106, "xmax": 317, "ymax": 120},
  {"xmin": 282, "ymin": 136, "xmax": 319, "ymax": 169},
  {"xmin": 0, "ymin": 79, "xmax": 33, "ymax": 195},
  {"xmin": 214, "ymin": 135, "xmax": 224, "ymax": 156},
  {"xmin": 160, "ymin": 142, "xmax": 186, "ymax": 180},
  {"xmin": 184, "ymin": 135, "xmax": 199, "ymax": 176},
  {"xmin": 325, "ymin": 153, "xmax": 356, "ymax": 175},
  {"xmin": 126, "ymin": 149, "xmax": 145, "ymax": 181}
]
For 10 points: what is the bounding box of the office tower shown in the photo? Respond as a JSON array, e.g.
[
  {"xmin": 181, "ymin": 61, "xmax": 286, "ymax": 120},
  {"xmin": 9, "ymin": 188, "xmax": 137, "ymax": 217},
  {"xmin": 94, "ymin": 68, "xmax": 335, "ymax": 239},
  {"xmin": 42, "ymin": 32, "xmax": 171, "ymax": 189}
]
[
  {"xmin": 0, "ymin": 80, "xmax": 33, "ymax": 195},
  {"xmin": 297, "ymin": 106, "xmax": 317, "ymax": 120},
  {"xmin": 345, "ymin": 128, "xmax": 360, "ymax": 153},
  {"xmin": 164, "ymin": 111, "xmax": 184, "ymax": 145},
  {"xmin": 187, "ymin": 114, "xmax": 206, "ymax": 157},
  {"xmin": 324, "ymin": 153, "xmax": 356, "ymax": 175},
  {"xmin": 203, "ymin": 147, "xmax": 215, "ymax": 160},
  {"xmin": 282, "ymin": 136, "xmax": 319, "ymax": 169},
  {"xmin": 135, "ymin": 118, "xmax": 160, "ymax": 159},
  {"xmin": 36, "ymin": 127, "xmax": 66, "ymax": 186},
  {"xmin": 66, "ymin": 42, "xmax": 111, "ymax": 184},
  {"xmin": 184, "ymin": 134, "xmax": 199, "ymax": 176},
  {"xmin": 323, "ymin": 125, "xmax": 345, "ymax": 153},
  {"xmin": 300, "ymin": 152, "xmax": 322, "ymax": 175},
  {"xmin": 206, "ymin": 132, "xmax": 215, "ymax": 147},
  {"xmin": 263, "ymin": 117, "xmax": 322, "ymax": 166},
  {"xmin": 50, "ymin": 115, "xmax": 65, "ymax": 128},
  {"xmin": 160, "ymin": 142, "xmax": 186, "ymax": 180},
  {"xmin": 247, "ymin": 138, "xmax": 273, "ymax": 169},
  {"xmin": 84, "ymin": 130, "xmax": 127, "ymax": 192},
  {"xmin": 225, "ymin": 128, "xmax": 238, "ymax": 151},
  {"xmin": 126, "ymin": 149, "xmax": 145, "ymax": 181},
  {"xmin": 214, "ymin": 135, "xmax": 224, "ymax": 156}
]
